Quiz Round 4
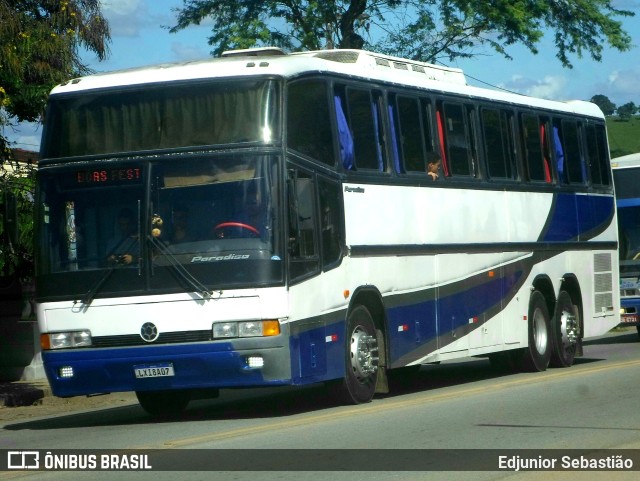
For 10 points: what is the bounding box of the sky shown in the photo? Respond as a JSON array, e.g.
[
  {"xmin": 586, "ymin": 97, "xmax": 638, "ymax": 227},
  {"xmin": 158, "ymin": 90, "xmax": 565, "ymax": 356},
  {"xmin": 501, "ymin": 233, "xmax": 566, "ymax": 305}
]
[{"xmin": 5, "ymin": 0, "xmax": 640, "ymax": 151}]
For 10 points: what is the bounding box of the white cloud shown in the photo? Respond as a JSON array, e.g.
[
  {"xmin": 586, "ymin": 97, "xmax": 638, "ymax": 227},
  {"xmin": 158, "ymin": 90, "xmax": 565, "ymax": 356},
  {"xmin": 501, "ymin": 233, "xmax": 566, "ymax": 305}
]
[
  {"xmin": 102, "ymin": 0, "xmax": 140, "ymax": 16},
  {"xmin": 600, "ymin": 68, "xmax": 640, "ymax": 104},
  {"xmin": 588, "ymin": 68, "xmax": 640, "ymax": 106},
  {"xmin": 102, "ymin": 0, "xmax": 174, "ymax": 37},
  {"xmin": 171, "ymin": 42, "xmax": 209, "ymax": 62},
  {"xmin": 498, "ymin": 74, "xmax": 568, "ymax": 101}
]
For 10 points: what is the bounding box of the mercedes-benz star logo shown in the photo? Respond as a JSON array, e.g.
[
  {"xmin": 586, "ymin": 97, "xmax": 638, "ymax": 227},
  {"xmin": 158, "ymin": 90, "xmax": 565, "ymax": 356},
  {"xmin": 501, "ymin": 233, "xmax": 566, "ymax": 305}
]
[{"xmin": 140, "ymin": 322, "xmax": 159, "ymax": 342}]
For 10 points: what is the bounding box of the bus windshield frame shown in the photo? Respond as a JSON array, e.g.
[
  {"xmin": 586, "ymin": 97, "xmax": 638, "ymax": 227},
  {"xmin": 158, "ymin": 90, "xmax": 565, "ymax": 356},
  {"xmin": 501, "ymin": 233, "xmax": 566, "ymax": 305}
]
[{"xmin": 35, "ymin": 152, "xmax": 284, "ymax": 302}]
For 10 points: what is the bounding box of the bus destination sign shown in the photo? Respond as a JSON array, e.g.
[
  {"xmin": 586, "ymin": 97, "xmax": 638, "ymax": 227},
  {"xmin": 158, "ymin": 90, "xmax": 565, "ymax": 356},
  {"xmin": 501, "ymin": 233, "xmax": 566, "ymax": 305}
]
[{"xmin": 74, "ymin": 167, "xmax": 143, "ymax": 186}]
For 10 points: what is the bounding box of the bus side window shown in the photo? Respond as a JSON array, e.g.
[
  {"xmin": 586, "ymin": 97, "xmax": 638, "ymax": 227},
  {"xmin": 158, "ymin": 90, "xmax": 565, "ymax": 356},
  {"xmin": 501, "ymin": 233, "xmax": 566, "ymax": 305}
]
[
  {"xmin": 589, "ymin": 123, "xmax": 611, "ymax": 186},
  {"xmin": 521, "ymin": 114, "xmax": 550, "ymax": 182},
  {"xmin": 442, "ymin": 102, "xmax": 473, "ymax": 176},
  {"xmin": 345, "ymin": 87, "xmax": 387, "ymax": 171},
  {"xmin": 467, "ymin": 105, "xmax": 479, "ymax": 176},
  {"xmin": 287, "ymin": 168, "xmax": 320, "ymax": 281},
  {"xmin": 394, "ymin": 95, "xmax": 429, "ymax": 174},
  {"xmin": 554, "ymin": 119, "xmax": 584, "ymax": 185},
  {"xmin": 287, "ymin": 79, "xmax": 336, "ymax": 167},
  {"xmin": 318, "ymin": 177, "xmax": 343, "ymax": 269},
  {"xmin": 585, "ymin": 124, "xmax": 602, "ymax": 185},
  {"xmin": 596, "ymin": 124, "xmax": 611, "ymax": 186},
  {"xmin": 482, "ymin": 108, "xmax": 511, "ymax": 179}
]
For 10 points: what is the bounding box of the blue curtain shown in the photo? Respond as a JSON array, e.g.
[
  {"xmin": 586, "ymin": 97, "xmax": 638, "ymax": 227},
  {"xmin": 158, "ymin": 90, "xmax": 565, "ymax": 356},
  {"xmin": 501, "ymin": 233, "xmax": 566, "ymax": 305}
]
[
  {"xmin": 553, "ymin": 126, "xmax": 565, "ymax": 182},
  {"xmin": 334, "ymin": 96, "xmax": 355, "ymax": 170},
  {"xmin": 387, "ymin": 104, "xmax": 401, "ymax": 173},
  {"xmin": 371, "ymin": 102, "xmax": 384, "ymax": 171}
]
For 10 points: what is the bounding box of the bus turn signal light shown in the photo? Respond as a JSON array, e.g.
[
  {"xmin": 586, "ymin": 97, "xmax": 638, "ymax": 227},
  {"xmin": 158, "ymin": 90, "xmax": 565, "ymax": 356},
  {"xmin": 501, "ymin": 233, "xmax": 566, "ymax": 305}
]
[{"xmin": 262, "ymin": 320, "xmax": 280, "ymax": 336}]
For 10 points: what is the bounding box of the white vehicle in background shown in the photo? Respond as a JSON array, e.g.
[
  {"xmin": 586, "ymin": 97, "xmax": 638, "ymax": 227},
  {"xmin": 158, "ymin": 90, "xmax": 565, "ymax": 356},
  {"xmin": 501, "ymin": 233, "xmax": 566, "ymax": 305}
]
[{"xmin": 612, "ymin": 152, "xmax": 640, "ymax": 338}]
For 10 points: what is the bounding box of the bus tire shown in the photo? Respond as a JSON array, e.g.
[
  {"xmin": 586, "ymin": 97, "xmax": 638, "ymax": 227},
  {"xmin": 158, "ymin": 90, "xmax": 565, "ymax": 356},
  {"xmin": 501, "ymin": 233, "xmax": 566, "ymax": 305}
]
[
  {"xmin": 549, "ymin": 290, "xmax": 579, "ymax": 368},
  {"xmin": 330, "ymin": 304, "xmax": 379, "ymax": 404},
  {"xmin": 518, "ymin": 291, "xmax": 551, "ymax": 372},
  {"xmin": 136, "ymin": 389, "xmax": 191, "ymax": 417}
]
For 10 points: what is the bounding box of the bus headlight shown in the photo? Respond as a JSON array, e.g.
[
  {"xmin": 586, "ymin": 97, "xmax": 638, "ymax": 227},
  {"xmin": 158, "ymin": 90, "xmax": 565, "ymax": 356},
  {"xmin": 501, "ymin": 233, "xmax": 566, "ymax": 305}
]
[
  {"xmin": 212, "ymin": 322, "xmax": 238, "ymax": 338},
  {"xmin": 41, "ymin": 330, "xmax": 92, "ymax": 350},
  {"xmin": 239, "ymin": 321, "xmax": 262, "ymax": 337},
  {"xmin": 212, "ymin": 320, "xmax": 280, "ymax": 339}
]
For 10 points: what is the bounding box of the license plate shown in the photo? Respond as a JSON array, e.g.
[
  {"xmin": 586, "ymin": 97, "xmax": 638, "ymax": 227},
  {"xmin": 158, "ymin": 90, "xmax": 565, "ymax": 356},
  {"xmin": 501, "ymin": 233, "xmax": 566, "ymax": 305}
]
[
  {"xmin": 621, "ymin": 314, "xmax": 638, "ymax": 324},
  {"xmin": 134, "ymin": 363, "xmax": 175, "ymax": 378}
]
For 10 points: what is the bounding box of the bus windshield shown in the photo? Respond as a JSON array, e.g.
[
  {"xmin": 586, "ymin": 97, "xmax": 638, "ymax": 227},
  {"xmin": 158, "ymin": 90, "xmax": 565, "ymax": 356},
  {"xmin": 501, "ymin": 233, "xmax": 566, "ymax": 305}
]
[
  {"xmin": 36, "ymin": 154, "xmax": 283, "ymax": 300},
  {"xmin": 614, "ymin": 168, "xmax": 640, "ymax": 275},
  {"xmin": 42, "ymin": 79, "xmax": 279, "ymax": 158}
]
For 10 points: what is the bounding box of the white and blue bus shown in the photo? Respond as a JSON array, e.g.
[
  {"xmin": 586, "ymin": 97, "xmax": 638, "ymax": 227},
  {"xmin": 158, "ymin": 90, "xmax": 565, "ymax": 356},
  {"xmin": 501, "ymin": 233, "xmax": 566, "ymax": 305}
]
[
  {"xmin": 612, "ymin": 153, "xmax": 640, "ymax": 338},
  {"xmin": 35, "ymin": 48, "xmax": 619, "ymax": 415}
]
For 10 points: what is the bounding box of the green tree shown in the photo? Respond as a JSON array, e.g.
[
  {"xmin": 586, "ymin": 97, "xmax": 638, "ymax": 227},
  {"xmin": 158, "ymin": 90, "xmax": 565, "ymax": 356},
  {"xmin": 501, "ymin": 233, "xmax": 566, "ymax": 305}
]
[
  {"xmin": 617, "ymin": 102, "xmax": 638, "ymax": 121},
  {"xmin": 0, "ymin": 0, "xmax": 110, "ymax": 124},
  {"xmin": 0, "ymin": 0, "xmax": 111, "ymax": 279},
  {"xmin": 590, "ymin": 94, "xmax": 616, "ymax": 116},
  {"xmin": 0, "ymin": 159, "xmax": 35, "ymax": 280},
  {"xmin": 170, "ymin": 0, "xmax": 633, "ymax": 66}
]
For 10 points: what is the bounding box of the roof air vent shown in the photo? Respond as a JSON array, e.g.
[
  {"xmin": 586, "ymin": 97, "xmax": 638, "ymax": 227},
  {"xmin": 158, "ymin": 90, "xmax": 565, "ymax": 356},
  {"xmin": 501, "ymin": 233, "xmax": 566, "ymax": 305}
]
[
  {"xmin": 313, "ymin": 51, "xmax": 360, "ymax": 63},
  {"xmin": 221, "ymin": 47, "xmax": 286, "ymax": 57}
]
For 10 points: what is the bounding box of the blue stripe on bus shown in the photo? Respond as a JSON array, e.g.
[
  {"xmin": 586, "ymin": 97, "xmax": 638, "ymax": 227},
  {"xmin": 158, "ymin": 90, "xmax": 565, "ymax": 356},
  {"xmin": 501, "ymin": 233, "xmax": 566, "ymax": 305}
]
[
  {"xmin": 386, "ymin": 269, "xmax": 524, "ymax": 367},
  {"xmin": 617, "ymin": 198, "xmax": 640, "ymax": 208},
  {"xmin": 541, "ymin": 193, "xmax": 614, "ymax": 241}
]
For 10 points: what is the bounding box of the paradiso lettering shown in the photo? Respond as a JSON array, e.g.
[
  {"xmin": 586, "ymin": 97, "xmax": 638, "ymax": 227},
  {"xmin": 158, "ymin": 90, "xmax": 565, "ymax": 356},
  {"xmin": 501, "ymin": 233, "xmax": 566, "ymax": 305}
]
[{"xmin": 191, "ymin": 254, "xmax": 250, "ymax": 263}]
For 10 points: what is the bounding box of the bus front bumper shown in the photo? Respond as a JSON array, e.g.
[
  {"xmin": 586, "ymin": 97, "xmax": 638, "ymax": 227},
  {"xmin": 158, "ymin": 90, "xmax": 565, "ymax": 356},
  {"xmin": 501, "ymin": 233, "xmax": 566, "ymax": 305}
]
[
  {"xmin": 620, "ymin": 298, "xmax": 640, "ymax": 327},
  {"xmin": 42, "ymin": 340, "xmax": 292, "ymax": 398}
]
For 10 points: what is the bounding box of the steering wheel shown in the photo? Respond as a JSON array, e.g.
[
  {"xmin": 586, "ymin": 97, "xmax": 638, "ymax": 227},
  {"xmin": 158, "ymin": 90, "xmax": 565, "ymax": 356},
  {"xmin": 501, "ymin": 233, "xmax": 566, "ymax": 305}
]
[{"xmin": 213, "ymin": 222, "xmax": 259, "ymax": 238}]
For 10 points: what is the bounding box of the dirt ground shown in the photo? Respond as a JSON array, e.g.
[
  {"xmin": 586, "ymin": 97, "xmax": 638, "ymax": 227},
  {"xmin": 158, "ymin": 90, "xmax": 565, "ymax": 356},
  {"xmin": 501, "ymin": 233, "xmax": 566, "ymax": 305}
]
[{"xmin": 0, "ymin": 387, "xmax": 138, "ymax": 423}]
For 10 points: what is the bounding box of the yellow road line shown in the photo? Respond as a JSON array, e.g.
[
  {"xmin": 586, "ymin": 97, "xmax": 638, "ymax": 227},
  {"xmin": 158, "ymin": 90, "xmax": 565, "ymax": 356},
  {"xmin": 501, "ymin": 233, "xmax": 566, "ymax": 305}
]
[
  {"xmin": 140, "ymin": 358, "xmax": 640, "ymax": 449},
  {"xmin": 2, "ymin": 358, "xmax": 639, "ymax": 478}
]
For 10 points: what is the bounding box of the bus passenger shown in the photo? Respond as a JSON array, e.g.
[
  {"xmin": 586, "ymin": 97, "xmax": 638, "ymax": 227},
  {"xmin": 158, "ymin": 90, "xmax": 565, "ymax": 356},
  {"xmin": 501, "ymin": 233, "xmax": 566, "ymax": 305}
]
[
  {"xmin": 170, "ymin": 204, "xmax": 195, "ymax": 243},
  {"xmin": 427, "ymin": 154, "xmax": 441, "ymax": 181}
]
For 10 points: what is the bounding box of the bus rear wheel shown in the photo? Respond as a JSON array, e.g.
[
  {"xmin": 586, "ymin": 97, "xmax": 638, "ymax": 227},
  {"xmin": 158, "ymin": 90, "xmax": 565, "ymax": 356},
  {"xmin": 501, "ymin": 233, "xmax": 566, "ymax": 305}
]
[
  {"xmin": 517, "ymin": 290, "xmax": 551, "ymax": 372},
  {"xmin": 549, "ymin": 290, "xmax": 579, "ymax": 368},
  {"xmin": 136, "ymin": 389, "xmax": 191, "ymax": 417},
  {"xmin": 330, "ymin": 304, "xmax": 379, "ymax": 404}
]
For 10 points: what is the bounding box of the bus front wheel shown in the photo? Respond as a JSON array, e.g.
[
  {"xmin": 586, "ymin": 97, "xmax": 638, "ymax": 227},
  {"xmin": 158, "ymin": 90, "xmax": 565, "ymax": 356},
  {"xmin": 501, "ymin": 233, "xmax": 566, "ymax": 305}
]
[
  {"xmin": 517, "ymin": 291, "xmax": 551, "ymax": 372},
  {"xmin": 136, "ymin": 389, "xmax": 191, "ymax": 417},
  {"xmin": 330, "ymin": 304, "xmax": 379, "ymax": 404}
]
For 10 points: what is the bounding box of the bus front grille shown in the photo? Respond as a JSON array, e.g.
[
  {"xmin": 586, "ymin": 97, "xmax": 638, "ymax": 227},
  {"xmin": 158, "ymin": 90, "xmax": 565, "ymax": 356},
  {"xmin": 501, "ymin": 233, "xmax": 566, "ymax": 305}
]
[{"xmin": 91, "ymin": 330, "xmax": 212, "ymax": 348}]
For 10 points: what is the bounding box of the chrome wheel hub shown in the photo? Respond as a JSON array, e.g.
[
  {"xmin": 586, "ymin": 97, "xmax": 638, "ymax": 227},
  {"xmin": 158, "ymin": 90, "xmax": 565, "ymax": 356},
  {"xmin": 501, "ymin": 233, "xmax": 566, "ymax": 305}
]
[
  {"xmin": 560, "ymin": 309, "xmax": 578, "ymax": 347},
  {"xmin": 349, "ymin": 327, "xmax": 379, "ymax": 380}
]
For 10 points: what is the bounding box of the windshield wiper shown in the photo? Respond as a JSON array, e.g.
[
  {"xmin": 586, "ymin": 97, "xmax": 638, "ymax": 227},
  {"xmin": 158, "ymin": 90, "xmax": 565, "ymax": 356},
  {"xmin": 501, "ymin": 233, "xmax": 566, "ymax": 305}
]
[
  {"xmin": 79, "ymin": 265, "xmax": 116, "ymax": 306},
  {"xmin": 147, "ymin": 234, "xmax": 214, "ymax": 300},
  {"xmin": 78, "ymin": 236, "xmax": 139, "ymax": 306}
]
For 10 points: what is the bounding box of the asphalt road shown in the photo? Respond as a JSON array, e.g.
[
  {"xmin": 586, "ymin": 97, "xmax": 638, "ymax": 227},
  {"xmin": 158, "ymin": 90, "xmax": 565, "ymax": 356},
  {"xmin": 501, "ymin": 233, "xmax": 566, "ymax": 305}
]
[{"xmin": 1, "ymin": 328, "xmax": 639, "ymax": 481}]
